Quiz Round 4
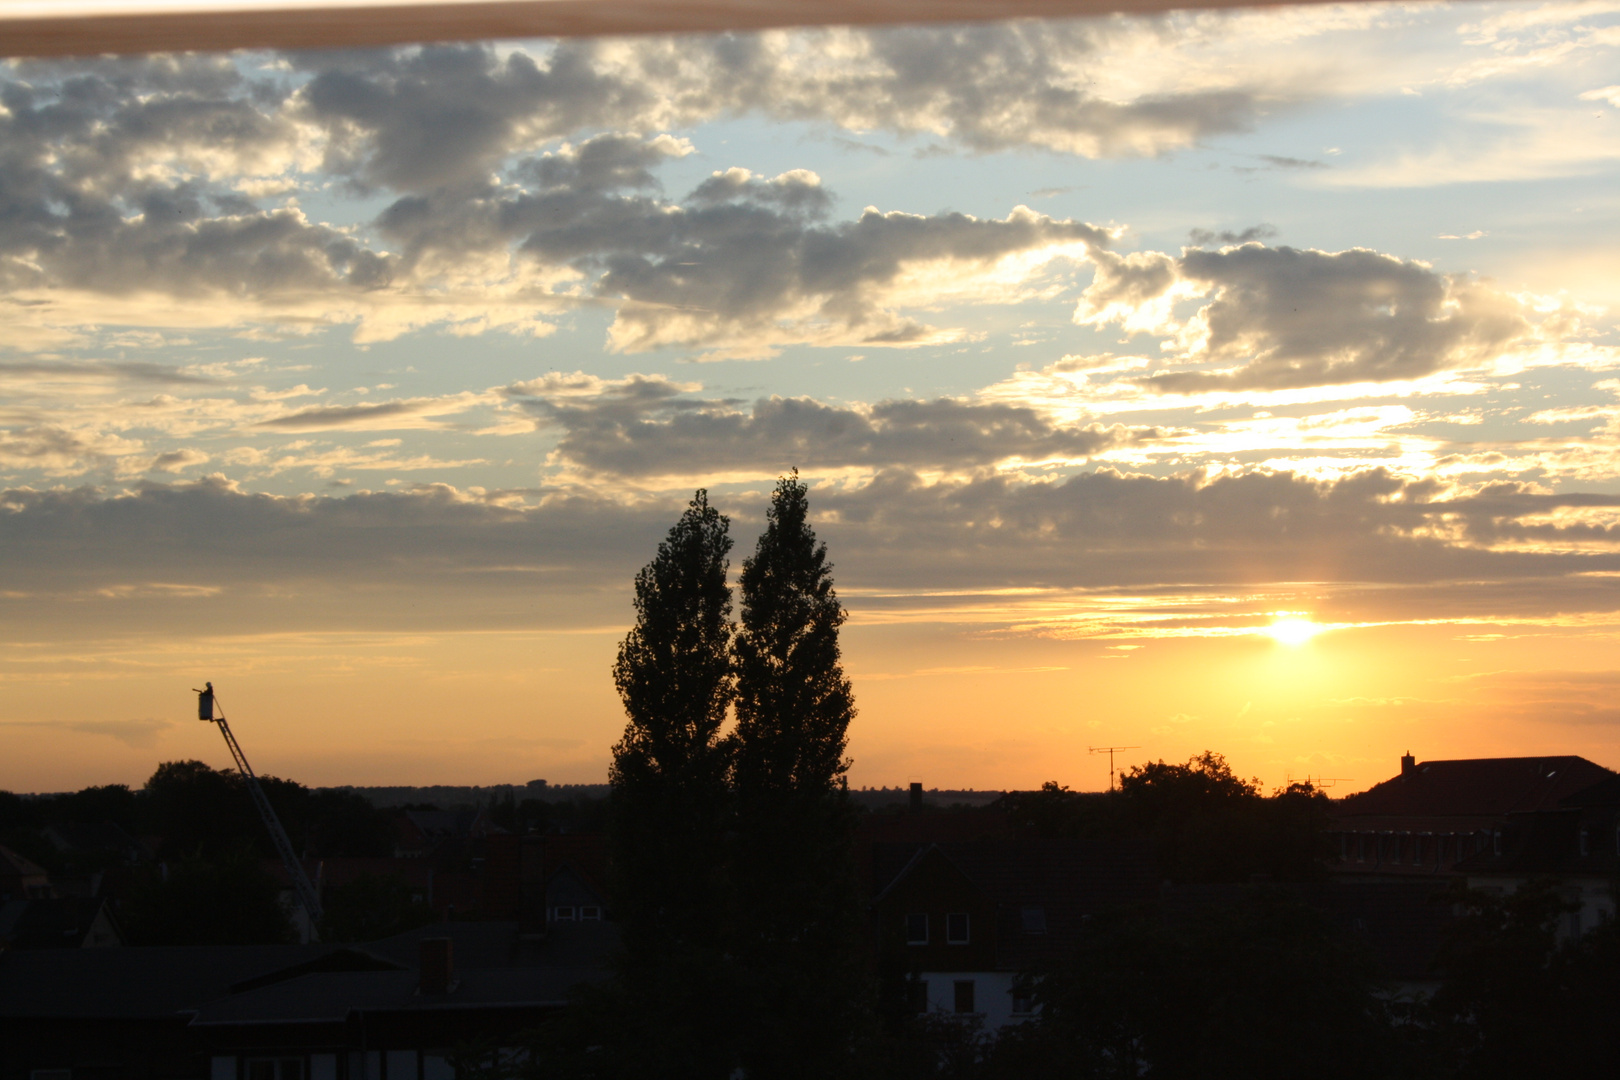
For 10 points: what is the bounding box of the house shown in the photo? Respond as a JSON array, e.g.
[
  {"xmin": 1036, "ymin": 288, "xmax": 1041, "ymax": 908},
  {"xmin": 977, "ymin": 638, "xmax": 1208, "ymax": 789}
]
[
  {"xmin": 0, "ymin": 919, "xmax": 617, "ymax": 1080},
  {"xmin": 1327, "ymin": 754, "xmax": 1616, "ymax": 879},
  {"xmin": 868, "ymin": 839, "xmax": 1157, "ymax": 1030},
  {"xmin": 0, "ymin": 896, "xmax": 123, "ymax": 949},
  {"xmin": 1451, "ymin": 772, "xmax": 1620, "ymax": 938},
  {"xmin": 0, "ymin": 845, "xmax": 51, "ymax": 903},
  {"xmin": 392, "ymin": 809, "xmax": 501, "ymax": 860},
  {"xmin": 480, "ymin": 833, "xmax": 612, "ymax": 930}
]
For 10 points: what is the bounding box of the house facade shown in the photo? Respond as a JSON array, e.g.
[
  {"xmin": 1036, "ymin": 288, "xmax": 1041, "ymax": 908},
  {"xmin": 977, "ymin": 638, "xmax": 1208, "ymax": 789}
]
[{"xmin": 868, "ymin": 839, "xmax": 1157, "ymax": 1031}]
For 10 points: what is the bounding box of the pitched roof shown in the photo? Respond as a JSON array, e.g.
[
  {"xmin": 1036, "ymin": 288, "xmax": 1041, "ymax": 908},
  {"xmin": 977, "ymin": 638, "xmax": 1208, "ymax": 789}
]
[
  {"xmin": 1334, "ymin": 756, "xmax": 1615, "ymax": 822},
  {"xmin": 0, "ymin": 944, "xmax": 331, "ymax": 1018},
  {"xmin": 0, "ymin": 844, "xmax": 48, "ymax": 880},
  {"xmin": 870, "ymin": 839, "xmax": 1158, "ymax": 970},
  {"xmin": 0, "ymin": 897, "xmax": 118, "ymax": 949}
]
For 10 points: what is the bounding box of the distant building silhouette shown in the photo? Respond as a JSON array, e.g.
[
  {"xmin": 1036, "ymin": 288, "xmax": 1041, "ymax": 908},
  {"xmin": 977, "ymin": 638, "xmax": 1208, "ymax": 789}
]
[{"xmin": 1328, "ymin": 754, "xmax": 1615, "ymax": 879}]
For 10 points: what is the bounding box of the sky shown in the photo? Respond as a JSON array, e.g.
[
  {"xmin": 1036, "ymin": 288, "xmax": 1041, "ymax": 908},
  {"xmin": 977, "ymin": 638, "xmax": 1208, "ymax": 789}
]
[{"xmin": 3, "ymin": 0, "xmax": 1620, "ymax": 795}]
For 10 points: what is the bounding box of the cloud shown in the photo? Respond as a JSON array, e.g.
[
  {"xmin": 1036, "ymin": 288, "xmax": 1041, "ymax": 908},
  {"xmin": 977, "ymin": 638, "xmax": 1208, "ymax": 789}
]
[
  {"xmin": 254, "ymin": 393, "xmax": 489, "ymax": 431},
  {"xmin": 148, "ymin": 448, "xmax": 209, "ymax": 473},
  {"xmin": 1073, "ymin": 244, "xmax": 1530, "ymax": 392},
  {"xmin": 5, "ymin": 469, "xmax": 1620, "ymax": 642},
  {"xmin": 1, "ymin": 717, "xmax": 179, "ymax": 749},
  {"xmin": 283, "ymin": 23, "xmax": 1316, "ymax": 193},
  {"xmin": 376, "ymin": 137, "xmax": 1111, "ymax": 357},
  {"xmin": 1188, "ymin": 225, "xmax": 1277, "ymax": 246},
  {"xmin": 507, "ymin": 373, "xmax": 1152, "ymax": 476}
]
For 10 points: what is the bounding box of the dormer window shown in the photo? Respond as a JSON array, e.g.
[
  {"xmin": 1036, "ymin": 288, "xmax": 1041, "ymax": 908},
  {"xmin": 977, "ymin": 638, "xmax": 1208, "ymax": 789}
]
[{"xmin": 946, "ymin": 912, "xmax": 970, "ymax": 944}]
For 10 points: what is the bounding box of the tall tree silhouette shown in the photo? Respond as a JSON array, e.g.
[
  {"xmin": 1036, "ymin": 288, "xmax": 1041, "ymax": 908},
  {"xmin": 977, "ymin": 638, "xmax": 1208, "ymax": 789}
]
[
  {"xmin": 731, "ymin": 471, "xmax": 863, "ymax": 1079},
  {"xmin": 610, "ymin": 489, "xmax": 736, "ymax": 1078}
]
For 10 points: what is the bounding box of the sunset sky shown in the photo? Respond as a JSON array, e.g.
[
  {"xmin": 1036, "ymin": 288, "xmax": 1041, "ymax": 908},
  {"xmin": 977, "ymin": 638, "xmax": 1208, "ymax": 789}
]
[{"xmin": 3, "ymin": 0, "xmax": 1620, "ymax": 795}]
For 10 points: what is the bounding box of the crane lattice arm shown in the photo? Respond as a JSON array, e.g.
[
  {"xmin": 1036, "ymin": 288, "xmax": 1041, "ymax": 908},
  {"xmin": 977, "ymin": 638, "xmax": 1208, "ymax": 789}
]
[{"xmin": 196, "ymin": 683, "xmax": 323, "ymax": 929}]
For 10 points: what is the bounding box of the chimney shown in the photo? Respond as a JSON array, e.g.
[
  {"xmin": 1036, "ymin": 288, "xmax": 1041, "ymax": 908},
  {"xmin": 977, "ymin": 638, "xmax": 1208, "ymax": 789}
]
[
  {"xmin": 1400, "ymin": 752, "xmax": 1415, "ymax": 777},
  {"xmin": 419, "ymin": 937, "xmax": 453, "ymax": 995},
  {"xmin": 909, "ymin": 782, "xmax": 923, "ymax": 814}
]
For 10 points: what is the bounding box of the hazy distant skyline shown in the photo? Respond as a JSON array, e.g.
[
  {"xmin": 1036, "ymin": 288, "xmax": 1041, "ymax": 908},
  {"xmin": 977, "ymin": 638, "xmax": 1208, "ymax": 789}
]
[{"xmin": 3, "ymin": 1, "xmax": 1619, "ymax": 794}]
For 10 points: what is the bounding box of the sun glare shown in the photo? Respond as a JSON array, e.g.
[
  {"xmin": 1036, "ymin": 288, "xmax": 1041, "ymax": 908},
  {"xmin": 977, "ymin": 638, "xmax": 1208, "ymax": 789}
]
[{"xmin": 1265, "ymin": 617, "xmax": 1323, "ymax": 647}]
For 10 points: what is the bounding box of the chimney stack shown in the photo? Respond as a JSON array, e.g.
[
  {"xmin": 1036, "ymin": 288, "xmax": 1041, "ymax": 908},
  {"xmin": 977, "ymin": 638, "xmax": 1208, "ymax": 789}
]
[
  {"xmin": 909, "ymin": 782, "xmax": 923, "ymax": 813},
  {"xmin": 419, "ymin": 937, "xmax": 453, "ymax": 995},
  {"xmin": 1400, "ymin": 752, "xmax": 1415, "ymax": 777}
]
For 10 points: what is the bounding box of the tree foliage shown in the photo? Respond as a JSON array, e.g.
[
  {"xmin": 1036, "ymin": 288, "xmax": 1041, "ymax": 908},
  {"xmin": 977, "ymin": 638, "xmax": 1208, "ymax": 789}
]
[
  {"xmin": 608, "ymin": 490, "xmax": 737, "ymax": 1078},
  {"xmin": 730, "ymin": 471, "xmax": 864, "ymax": 1080},
  {"xmin": 120, "ymin": 841, "xmax": 296, "ymax": 945}
]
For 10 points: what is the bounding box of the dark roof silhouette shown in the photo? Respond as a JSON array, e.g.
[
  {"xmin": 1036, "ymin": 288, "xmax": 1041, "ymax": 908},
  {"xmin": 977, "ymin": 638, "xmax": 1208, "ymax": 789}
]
[
  {"xmin": 188, "ymin": 967, "xmax": 587, "ymax": 1025},
  {"xmin": 0, "ymin": 944, "xmax": 332, "ymax": 1018},
  {"xmin": 1336, "ymin": 756, "xmax": 1615, "ymax": 821},
  {"xmin": 0, "ymin": 844, "xmax": 48, "ymax": 880},
  {"xmin": 0, "ymin": 897, "xmax": 118, "ymax": 949},
  {"xmin": 871, "ymin": 839, "xmax": 1157, "ymax": 970},
  {"xmin": 44, "ymin": 822, "xmax": 140, "ymax": 856}
]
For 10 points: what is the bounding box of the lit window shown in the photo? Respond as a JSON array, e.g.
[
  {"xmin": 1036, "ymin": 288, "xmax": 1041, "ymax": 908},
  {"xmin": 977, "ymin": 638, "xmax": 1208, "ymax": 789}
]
[
  {"xmin": 905, "ymin": 912, "xmax": 928, "ymax": 945},
  {"xmin": 946, "ymin": 912, "xmax": 970, "ymax": 944}
]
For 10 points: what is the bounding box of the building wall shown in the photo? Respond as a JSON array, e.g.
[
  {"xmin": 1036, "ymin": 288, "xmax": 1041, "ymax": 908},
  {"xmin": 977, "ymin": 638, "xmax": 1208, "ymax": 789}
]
[{"xmin": 917, "ymin": 970, "xmax": 1031, "ymax": 1032}]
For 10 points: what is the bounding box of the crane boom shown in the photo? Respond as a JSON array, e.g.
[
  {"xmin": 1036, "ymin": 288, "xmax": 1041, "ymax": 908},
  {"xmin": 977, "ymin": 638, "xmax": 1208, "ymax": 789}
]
[{"xmin": 196, "ymin": 683, "xmax": 323, "ymax": 930}]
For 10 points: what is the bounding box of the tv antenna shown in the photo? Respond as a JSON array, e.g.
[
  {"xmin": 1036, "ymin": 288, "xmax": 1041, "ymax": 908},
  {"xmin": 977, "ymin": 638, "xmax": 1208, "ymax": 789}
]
[
  {"xmin": 1286, "ymin": 774, "xmax": 1354, "ymax": 791},
  {"xmin": 1089, "ymin": 745, "xmax": 1141, "ymax": 792},
  {"xmin": 194, "ymin": 682, "xmax": 323, "ymax": 932}
]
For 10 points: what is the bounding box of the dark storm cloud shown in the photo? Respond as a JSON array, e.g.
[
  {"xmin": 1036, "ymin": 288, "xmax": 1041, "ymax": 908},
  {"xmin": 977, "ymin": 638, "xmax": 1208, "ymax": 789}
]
[
  {"xmin": 508, "ymin": 376, "xmax": 1151, "ymax": 474},
  {"xmin": 1093, "ymin": 245, "xmax": 1531, "ymax": 392}
]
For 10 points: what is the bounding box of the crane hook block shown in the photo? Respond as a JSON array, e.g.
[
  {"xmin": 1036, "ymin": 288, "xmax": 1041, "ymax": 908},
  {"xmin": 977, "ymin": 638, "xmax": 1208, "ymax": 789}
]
[{"xmin": 197, "ymin": 682, "xmax": 214, "ymax": 722}]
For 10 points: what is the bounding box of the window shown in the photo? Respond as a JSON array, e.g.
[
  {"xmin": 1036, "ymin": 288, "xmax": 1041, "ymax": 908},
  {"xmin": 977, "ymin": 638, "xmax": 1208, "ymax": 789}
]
[
  {"xmin": 907, "ymin": 978, "xmax": 929, "ymax": 1014},
  {"xmin": 552, "ymin": 906, "xmax": 575, "ymax": 921},
  {"xmin": 1020, "ymin": 906, "xmax": 1047, "ymax": 934},
  {"xmin": 580, "ymin": 905, "xmax": 601, "ymax": 920},
  {"xmin": 1579, "ymin": 829, "xmax": 1590, "ymax": 857},
  {"xmin": 905, "ymin": 912, "xmax": 928, "ymax": 945},
  {"xmin": 1010, "ymin": 989, "xmax": 1035, "ymax": 1015},
  {"xmin": 953, "ymin": 980, "xmax": 976, "ymax": 1014},
  {"xmin": 246, "ymin": 1061, "xmax": 303, "ymax": 1080},
  {"xmin": 946, "ymin": 912, "xmax": 970, "ymax": 944}
]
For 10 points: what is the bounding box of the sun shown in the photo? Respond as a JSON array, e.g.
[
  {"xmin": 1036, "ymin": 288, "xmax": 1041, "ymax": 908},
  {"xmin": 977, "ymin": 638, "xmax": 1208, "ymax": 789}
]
[{"xmin": 1264, "ymin": 617, "xmax": 1324, "ymax": 647}]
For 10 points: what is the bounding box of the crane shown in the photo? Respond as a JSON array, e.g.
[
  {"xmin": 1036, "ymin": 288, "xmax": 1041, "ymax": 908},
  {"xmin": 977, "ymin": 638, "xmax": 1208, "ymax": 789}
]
[{"xmin": 195, "ymin": 682, "xmax": 323, "ymax": 932}]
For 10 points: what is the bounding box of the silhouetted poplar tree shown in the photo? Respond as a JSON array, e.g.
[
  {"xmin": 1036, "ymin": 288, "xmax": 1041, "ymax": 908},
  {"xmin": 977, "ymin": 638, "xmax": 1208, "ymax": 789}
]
[
  {"xmin": 609, "ymin": 490, "xmax": 736, "ymax": 1078},
  {"xmin": 731, "ymin": 471, "xmax": 863, "ymax": 1079}
]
